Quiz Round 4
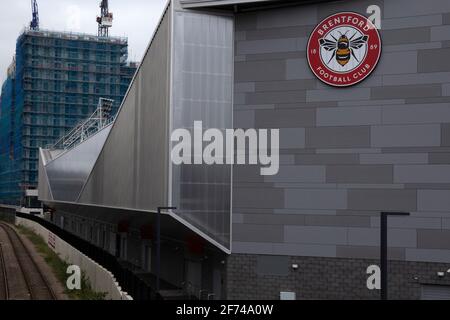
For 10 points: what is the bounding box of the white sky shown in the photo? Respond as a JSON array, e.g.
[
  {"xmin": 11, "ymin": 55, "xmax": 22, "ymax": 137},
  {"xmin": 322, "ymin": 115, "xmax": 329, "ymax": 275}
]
[{"xmin": 0, "ymin": 0, "xmax": 168, "ymax": 83}]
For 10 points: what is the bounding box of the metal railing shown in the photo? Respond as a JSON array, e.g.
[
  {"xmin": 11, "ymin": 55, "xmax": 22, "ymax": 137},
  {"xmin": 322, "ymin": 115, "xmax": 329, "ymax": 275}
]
[{"xmin": 51, "ymin": 98, "xmax": 115, "ymax": 151}]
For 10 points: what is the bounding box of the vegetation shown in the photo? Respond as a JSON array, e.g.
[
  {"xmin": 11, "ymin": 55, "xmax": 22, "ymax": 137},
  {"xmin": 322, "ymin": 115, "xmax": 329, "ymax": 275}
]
[{"xmin": 17, "ymin": 225, "xmax": 107, "ymax": 300}]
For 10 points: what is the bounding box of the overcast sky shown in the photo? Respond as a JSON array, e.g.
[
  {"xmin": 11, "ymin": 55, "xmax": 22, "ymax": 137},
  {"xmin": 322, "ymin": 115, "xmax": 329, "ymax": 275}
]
[{"xmin": 0, "ymin": 0, "xmax": 168, "ymax": 84}]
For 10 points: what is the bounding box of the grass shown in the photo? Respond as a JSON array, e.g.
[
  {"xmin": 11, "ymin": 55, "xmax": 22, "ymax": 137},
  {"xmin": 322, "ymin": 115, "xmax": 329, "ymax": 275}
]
[{"xmin": 16, "ymin": 225, "xmax": 107, "ymax": 300}]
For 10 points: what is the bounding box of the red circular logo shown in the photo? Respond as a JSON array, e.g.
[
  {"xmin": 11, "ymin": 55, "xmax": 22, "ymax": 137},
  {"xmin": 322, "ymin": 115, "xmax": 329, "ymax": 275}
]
[{"xmin": 307, "ymin": 12, "xmax": 382, "ymax": 87}]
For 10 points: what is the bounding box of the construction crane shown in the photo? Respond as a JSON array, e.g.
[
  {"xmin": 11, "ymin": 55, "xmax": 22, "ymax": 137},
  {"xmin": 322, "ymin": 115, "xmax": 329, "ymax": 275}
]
[
  {"xmin": 30, "ymin": 0, "xmax": 39, "ymax": 30},
  {"xmin": 97, "ymin": 0, "xmax": 113, "ymax": 37}
]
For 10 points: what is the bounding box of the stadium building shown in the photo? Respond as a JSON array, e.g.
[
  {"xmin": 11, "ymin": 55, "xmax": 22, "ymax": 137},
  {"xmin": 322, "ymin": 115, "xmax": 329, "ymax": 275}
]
[{"xmin": 39, "ymin": 0, "xmax": 450, "ymax": 299}]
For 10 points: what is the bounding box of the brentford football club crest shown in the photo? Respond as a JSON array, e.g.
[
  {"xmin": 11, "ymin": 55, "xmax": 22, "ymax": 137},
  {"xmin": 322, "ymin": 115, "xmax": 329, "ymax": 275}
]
[{"xmin": 307, "ymin": 12, "xmax": 382, "ymax": 87}]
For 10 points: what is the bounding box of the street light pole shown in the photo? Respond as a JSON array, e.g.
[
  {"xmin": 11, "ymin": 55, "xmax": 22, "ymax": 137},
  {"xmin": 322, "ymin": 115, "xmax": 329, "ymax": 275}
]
[
  {"xmin": 380, "ymin": 211, "xmax": 410, "ymax": 300},
  {"xmin": 156, "ymin": 206, "xmax": 176, "ymax": 293}
]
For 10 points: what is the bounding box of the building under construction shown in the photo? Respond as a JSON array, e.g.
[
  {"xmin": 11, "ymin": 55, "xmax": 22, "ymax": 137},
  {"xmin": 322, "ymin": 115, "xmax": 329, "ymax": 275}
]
[{"xmin": 0, "ymin": 24, "xmax": 137, "ymax": 204}]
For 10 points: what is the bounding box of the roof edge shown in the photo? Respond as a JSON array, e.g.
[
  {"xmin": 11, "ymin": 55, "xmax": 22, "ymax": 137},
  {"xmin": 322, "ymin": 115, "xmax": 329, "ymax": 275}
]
[{"xmin": 180, "ymin": 0, "xmax": 275, "ymax": 8}]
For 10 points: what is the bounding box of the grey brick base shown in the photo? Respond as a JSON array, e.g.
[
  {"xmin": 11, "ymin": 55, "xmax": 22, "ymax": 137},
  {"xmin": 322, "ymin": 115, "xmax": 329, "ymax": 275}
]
[{"xmin": 226, "ymin": 254, "xmax": 450, "ymax": 299}]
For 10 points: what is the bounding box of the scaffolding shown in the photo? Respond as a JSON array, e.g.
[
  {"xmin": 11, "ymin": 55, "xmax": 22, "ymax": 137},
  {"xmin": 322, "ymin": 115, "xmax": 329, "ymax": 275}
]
[
  {"xmin": 0, "ymin": 60, "xmax": 22, "ymax": 204},
  {"xmin": 0, "ymin": 28, "xmax": 136, "ymax": 204}
]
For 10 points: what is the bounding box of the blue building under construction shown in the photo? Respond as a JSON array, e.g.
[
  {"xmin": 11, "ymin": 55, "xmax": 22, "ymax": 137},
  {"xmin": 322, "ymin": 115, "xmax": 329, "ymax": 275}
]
[{"xmin": 0, "ymin": 28, "xmax": 137, "ymax": 204}]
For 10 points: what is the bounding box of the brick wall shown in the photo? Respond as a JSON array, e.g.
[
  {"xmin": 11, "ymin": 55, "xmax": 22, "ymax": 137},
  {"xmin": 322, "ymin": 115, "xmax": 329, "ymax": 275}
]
[{"xmin": 226, "ymin": 253, "xmax": 450, "ymax": 299}]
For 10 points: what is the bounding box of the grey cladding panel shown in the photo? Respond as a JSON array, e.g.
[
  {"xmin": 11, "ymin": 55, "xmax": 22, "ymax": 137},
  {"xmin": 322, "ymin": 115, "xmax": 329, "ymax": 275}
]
[
  {"xmin": 235, "ymin": 60, "xmax": 286, "ymax": 82},
  {"xmin": 384, "ymin": 0, "xmax": 450, "ymax": 18},
  {"xmin": 381, "ymin": 27, "xmax": 430, "ymax": 45},
  {"xmin": 306, "ymin": 126, "xmax": 371, "ymax": 148},
  {"xmin": 285, "ymin": 189, "xmax": 347, "ymax": 210},
  {"xmin": 348, "ymin": 189, "xmax": 417, "ymax": 212},
  {"xmin": 394, "ymin": 165, "xmax": 450, "ymax": 183},
  {"xmin": 284, "ymin": 226, "xmax": 347, "ymax": 245},
  {"xmin": 234, "ymin": 188, "xmax": 284, "ymax": 208},
  {"xmin": 371, "ymin": 84, "xmax": 441, "ymax": 100},
  {"xmin": 418, "ymin": 190, "xmax": 450, "ymax": 211},
  {"xmin": 233, "ymin": 223, "xmax": 284, "ymax": 243},
  {"xmin": 255, "ymin": 109, "xmax": 314, "ymax": 128},
  {"xmin": 326, "ymin": 165, "xmax": 393, "ymax": 184},
  {"xmin": 418, "ymin": 48, "xmax": 450, "ymax": 72},
  {"xmin": 371, "ymin": 125, "xmax": 441, "ymax": 148},
  {"xmin": 317, "ymin": 107, "xmax": 381, "ymax": 127},
  {"xmin": 443, "ymin": 124, "xmax": 450, "ymax": 146},
  {"xmin": 418, "ymin": 230, "xmax": 450, "ymax": 249},
  {"xmin": 429, "ymin": 153, "xmax": 450, "ymax": 164},
  {"xmin": 265, "ymin": 165, "xmax": 325, "ymax": 183}
]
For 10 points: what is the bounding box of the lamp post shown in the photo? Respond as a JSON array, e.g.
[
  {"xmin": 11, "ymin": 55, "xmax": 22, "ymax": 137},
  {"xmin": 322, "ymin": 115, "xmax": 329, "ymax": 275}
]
[
  {"xmin": 380, "ymin": 211, "xmax": 410, "ymax": 300},
  {"xmin": 156, "ymin": 206, "xmax": 176, "ymax": 293}
]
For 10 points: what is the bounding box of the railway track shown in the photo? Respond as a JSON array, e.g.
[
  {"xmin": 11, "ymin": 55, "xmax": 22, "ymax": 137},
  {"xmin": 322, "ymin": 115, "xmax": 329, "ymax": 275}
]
[
  {"xmin": 0, "ymin": 243, "xmax": 8, "ymax": 299},
  {"xmin": 0, "ymin": 222, "xmax": 56, "ymax": 300}
]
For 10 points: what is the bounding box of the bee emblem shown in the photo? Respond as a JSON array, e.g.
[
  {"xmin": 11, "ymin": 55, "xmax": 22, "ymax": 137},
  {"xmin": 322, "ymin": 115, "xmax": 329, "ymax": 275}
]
[
  {"xmin": 307, "ymin": 12, "xmax": 382, "ymax": 87},
  {"xmin": 319, "ymin": 32, "xmax": 369, "ymax": 67}
]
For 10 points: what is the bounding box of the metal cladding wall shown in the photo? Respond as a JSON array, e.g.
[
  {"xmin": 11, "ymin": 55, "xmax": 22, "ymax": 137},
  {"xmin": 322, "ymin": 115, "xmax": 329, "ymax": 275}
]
[
  {"xmin": 231, "ymin": 0, "xmax": 450, "ymax": 263},
  {"xmin": 45, "ymin": 125, "xmax": 111, "ymax": 202},
  {"xmin": 78, "ymin": 7, "xmax": 172, "ymax": 210},
  {"xmin": 41, "ymin": 1, "xmax": 234, "ymax": 252},
  {"xmin": 38, "ymin": 149, "xmax": 53, "ymax": 201},
  {"xmin": 171, "ymin": 8, "xmax": 234, "ymax": 251}
]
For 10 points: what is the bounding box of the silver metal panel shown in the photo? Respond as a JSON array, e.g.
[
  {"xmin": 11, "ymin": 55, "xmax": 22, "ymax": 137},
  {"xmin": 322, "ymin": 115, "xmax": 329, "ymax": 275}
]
[
  {"xmin": 43, "ymin": 3, "xmax": 232, "ymax": 253},
  {"xmin": 38, "ymin": 148, "xmax": 53, "ymax": 201},
  {"xmin": 171, "ymin": 10, "xmax": 233, "ymax": 249},
  {"xmin": 45, "ymin": 126, "xmax": 111, "ymax": 202},
  {"xmin": 78, "ymin": 7, "xmax": 171, "ymax": 209}
]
